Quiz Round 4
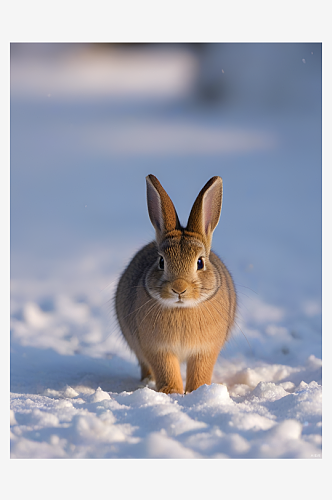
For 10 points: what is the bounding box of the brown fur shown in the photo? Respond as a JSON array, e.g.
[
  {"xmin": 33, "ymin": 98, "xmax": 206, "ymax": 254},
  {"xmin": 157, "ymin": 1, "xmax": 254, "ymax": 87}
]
[{"xmin": 115, "ymin": 175, "xmax": 237, "ymax": 394}]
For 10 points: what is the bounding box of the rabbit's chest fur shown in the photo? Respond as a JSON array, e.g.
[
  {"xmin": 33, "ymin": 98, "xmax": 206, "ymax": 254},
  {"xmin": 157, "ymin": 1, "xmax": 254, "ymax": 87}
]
[{"xmin": 133, "ymin": 284, "xmax": 230, "ymax": 361}]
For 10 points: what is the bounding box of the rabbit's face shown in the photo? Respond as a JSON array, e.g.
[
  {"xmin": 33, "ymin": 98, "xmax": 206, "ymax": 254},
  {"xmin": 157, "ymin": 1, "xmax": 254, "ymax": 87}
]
[{"xmin": 145, "ymin": 234, "xmax": 218, "ymax": 308}]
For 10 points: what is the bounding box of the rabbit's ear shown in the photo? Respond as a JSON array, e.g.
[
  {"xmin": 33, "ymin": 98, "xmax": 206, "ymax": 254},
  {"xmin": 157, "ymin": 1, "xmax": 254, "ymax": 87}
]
[
  {"xmin": 186, "ymin": 176, "xmax": 223, "ymax": 248},
  {"xmin": 146, "ymin": 175, "xmax": 181, "ymax": 240}
]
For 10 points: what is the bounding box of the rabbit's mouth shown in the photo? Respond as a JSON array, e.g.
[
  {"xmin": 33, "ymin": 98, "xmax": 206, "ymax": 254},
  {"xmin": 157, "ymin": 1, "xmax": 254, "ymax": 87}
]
[
  {"xmin": 173, "ymin": 291, "xmax": 188, "ymax": 305},
  {"xmin": 156, "ymin": 296, "xmax": 199, "ymax": 308},
  {"xmin": 146, "ymin": 279, "xmax": 201, "ymax": 307},
  {"xmin": 168, "ymin": 296, "xmax": 200, "ymax": 308}
]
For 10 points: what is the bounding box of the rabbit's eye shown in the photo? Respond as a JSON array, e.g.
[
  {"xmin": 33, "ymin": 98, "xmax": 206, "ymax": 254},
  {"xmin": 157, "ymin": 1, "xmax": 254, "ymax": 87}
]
[
  {"xmin": 159, "ymin": 256, "xmax": 164, "ymax": 270},
  {"xmin": 197, "ymin": 257, "xmax": 204, "ymax": 270}
]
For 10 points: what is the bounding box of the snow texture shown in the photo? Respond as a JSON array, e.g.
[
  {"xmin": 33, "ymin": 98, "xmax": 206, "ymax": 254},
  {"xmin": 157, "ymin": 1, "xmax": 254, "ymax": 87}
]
[{"xmin": 10, "ymin": 43, "xmax": 322, "ymax": 459}]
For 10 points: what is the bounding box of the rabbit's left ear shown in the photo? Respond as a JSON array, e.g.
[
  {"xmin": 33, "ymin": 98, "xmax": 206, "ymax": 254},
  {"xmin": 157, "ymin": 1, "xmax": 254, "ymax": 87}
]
[
  {"xmin": 146, "ymin": 175, "xmax": 181, "ymax": 242},
  {"xmin": 186, "ymin": 176, "xmax": 223, "ymax": 249}
]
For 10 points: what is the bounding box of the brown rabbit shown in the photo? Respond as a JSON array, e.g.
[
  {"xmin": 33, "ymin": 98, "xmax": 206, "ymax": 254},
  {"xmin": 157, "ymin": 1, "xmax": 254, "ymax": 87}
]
[{"xmin": 115, "ymin": 175, "xmax": 236, "ymax": 394}]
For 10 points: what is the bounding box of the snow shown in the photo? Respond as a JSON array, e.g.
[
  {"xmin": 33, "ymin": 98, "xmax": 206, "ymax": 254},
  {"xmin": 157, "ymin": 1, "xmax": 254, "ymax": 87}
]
[{"xmin": 10, "ymin": 43, "xmax": 322, "ymax": 460}]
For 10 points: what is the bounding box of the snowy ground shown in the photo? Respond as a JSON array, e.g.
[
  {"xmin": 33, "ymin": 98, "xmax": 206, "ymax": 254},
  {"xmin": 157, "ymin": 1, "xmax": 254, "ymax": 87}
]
[{"xmin": 10, "ymin": 43, "xmax": 322, "ymax": 459}]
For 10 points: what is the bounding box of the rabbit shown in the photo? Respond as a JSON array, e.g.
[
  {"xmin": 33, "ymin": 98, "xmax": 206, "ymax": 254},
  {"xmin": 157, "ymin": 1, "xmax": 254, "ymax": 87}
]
[{"xmin": 115, "ymin": 174, "xmax": 236, "ymax": 394}]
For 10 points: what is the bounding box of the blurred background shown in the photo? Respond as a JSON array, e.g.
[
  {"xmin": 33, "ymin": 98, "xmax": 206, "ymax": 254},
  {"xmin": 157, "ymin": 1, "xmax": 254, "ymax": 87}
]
[{"xmin": 10, "ymin": 43, "xmax": 322, "ymax": 363}]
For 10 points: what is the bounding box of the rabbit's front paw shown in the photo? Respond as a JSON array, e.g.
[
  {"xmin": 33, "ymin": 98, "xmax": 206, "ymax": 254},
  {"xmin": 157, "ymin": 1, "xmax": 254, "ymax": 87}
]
[{"xmin": 158, "ymin": 383, "xmax": 184, "ymax": 395}]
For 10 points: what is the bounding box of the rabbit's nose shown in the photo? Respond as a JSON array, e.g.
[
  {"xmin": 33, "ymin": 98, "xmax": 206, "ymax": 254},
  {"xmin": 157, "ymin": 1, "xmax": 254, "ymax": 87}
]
[{"xmin": 171, "ymin": 279, "xmax": 187, "ymax": 295}]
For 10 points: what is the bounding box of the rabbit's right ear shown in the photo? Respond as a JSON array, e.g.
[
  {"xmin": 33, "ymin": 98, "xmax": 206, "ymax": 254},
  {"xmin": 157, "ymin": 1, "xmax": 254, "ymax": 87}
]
[{"xmin": 146, "ymin": 175, "xmax": 181, "ymax": 242}]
